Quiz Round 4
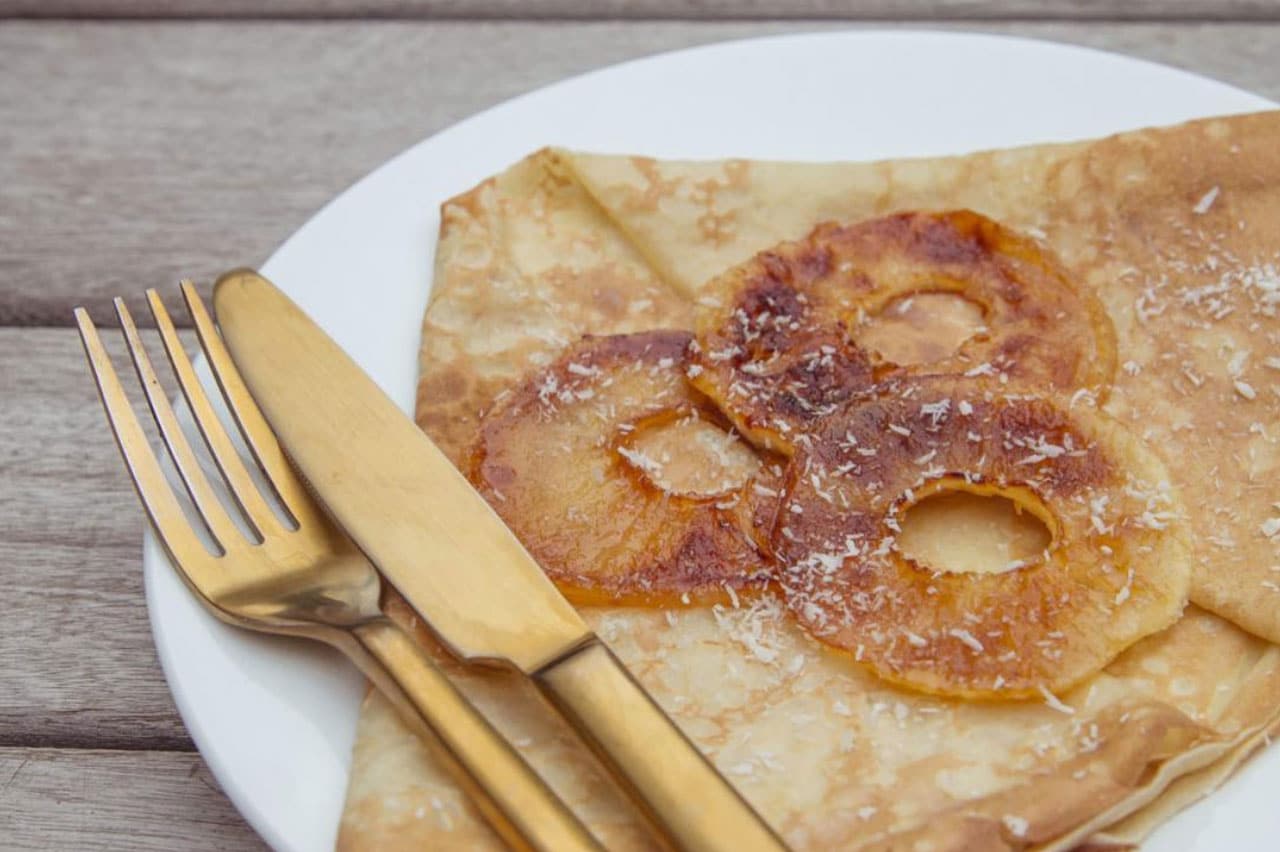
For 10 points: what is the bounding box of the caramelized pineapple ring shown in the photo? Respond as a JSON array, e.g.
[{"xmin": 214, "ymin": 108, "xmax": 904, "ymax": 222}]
[
  {"xmin": 775, "ymin": 378, "xmax": 1190, "ymax": 699},
  {"xmin": 470, "ymin": 330, "xmax": 777, "ymax": 606},
  {"xmin": 691, "ymin": 210, "xmax": 1117, "ymax": 454}
]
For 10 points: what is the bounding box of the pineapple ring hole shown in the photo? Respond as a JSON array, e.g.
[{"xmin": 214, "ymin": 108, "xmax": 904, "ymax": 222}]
[
  {"xmin": 856, "ymin": 290, "xmax": 988, "ymax": 366},
  {"xmin": 616, "ymin": 410, "xmax": 761, "ymax": 499},
  {"xmin": 895, "ymin": 478, "xmax": 1056, "ymax": 576}
]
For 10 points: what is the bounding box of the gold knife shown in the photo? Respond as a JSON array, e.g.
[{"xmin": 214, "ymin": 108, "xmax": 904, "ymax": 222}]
[{"xmin": 213, "ymin": 269, "xmax": 787, "ymax": 852}]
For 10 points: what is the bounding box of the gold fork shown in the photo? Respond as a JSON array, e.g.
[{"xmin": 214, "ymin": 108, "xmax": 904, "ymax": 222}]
[{"xmin": 76, "ymin": 284, "xmax": 602, "ymax": 852}]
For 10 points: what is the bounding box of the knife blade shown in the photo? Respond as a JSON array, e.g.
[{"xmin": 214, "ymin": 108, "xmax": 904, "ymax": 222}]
[
  {"xmin": 212, "ymin": 269, "xmax": 592, "ymax": 672},
  {"xmin": 213, "ymin": 269, "xmax": 787, "ymax": 852}
]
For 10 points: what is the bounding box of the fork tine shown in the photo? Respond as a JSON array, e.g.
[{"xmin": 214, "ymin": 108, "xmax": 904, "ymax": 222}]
[
  {"xmin": 147, "ymin": 288, "xmax": 281, "ymax": 538},
  {"xmin": 182, "ymin": 277, "xmax": 312, "ymax": 526},
  {"xmin": 75, "ymin": 309, "xmax": 213, "ymax": 570},
  {"xmin": 114, "ymin": 297, "xmax": 246, "ymax": 551}
]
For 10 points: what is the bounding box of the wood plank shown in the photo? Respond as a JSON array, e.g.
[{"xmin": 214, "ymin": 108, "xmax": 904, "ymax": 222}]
[
  {"xmin": 3, "ymin": 20, "xmax": 1280, "ymax": 328},
  {"xmin": 0, "ymin": 327, "xmax": 193, "ymax": 749},
  {"xmin": 0, "ymin": 747, "xmax": 267, "ymax": 851},
  {"xmin": 3, "ymin": 0, "xmax": 1280, "ymax": 23}
]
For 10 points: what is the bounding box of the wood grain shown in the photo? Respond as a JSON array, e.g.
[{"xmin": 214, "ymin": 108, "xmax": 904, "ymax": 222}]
[
  {"xmin": 0, "ymin": 327, "xmax": 192, "ymax": 749},
  {"xmin": 0, "ymin": 747, "xmax": 267, "ymax": 851},
  {"xmin": 3, "ymin": 21, "xmax": 1280, "ymax": 328},
  {"xmin": 3, "ymin": 15, "xmax": 1280, "ymax": 850},
  {"xmin": 3, "ymin": 0, "xmax": 1280, "ymax": 22}
]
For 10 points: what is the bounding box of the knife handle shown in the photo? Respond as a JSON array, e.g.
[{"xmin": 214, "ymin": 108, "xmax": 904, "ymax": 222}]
[
  {"xmin": 533, "ymin": 640, "xmax": 786, "ymax": 852},
  {"xmin": 351, "ymin": 619, "xmax": 602, "ymax": 852}
]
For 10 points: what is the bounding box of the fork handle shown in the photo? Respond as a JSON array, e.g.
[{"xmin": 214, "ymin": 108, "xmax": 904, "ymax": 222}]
[
  {"xmin": 533, "ymin": 640, "xmax": 786, "ymax": 852},
  {"xmin": 349, "ymin": 620, "xmax": 601, "ymax": 852}
]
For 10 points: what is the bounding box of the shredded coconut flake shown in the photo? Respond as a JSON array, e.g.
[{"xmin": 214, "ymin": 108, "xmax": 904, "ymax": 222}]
[
  {"xmin": 1227, "ymin": 349, "xmax": 1250, "ymax": 377},
  {"xmin": 949, "ymin": 628, "xmax": 985, "ymax": 653},
  {"xmin": 1002, "ymin": 814, "xmax": 1030, "ymax": 838},
  {"xmin": 1193, "ymin": 185, "xmax": 1221, "ymax": 215},
  {"xmin": 1115, "ymin": 565, "xmax": 1135, "ymax": 606},
  {"xmin": 920, "ymin": 399, "xmax": 951, "ymax": 427},
  {"xmin": 616, "ymin": 445, "xmax": 663, "ymax": 476},
  {"xmin": 711, "ymin": 597, "xmax": 786, "ymax": 664},
  {"xmin": 1038, "ymin": 685, "xmax": 1076, "ymax": 715}
]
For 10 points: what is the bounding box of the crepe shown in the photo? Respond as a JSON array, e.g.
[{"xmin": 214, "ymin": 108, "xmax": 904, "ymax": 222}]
[{"xmin": 339, "ymin": 113, "xmax": 1280, "ymax": 850}]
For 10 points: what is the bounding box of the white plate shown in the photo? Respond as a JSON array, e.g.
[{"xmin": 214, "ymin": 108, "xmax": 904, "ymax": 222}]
[{"xmin": 144, "ymin": 29, "xmax": 1278, "ymax": 851}]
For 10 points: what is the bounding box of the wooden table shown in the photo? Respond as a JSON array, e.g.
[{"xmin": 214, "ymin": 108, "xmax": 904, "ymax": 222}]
[{"xmin": 2, "ymin": 3, "xmax": 1278, "ymax": 848}]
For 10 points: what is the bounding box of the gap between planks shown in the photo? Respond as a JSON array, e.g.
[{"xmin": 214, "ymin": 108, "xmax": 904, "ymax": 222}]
[{"xmin": 3, "ymin": 0, "xmax": 1280, "ymax": 24}]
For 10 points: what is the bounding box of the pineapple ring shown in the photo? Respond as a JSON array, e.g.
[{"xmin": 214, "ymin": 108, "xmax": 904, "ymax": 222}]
[
  {"xmin": 691, "ymin": 210, "xmax": 1117, "ymax": 455},
  {"xmin": 469, "ymin": 330, "xmax": 778, "ymax": 606},
  {"xmin": 774, "ymin": 377, "xmax": 1190, "ymax": 699}
]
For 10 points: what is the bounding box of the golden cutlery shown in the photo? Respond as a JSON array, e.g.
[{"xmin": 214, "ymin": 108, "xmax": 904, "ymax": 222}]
[
  {"xmin": 75, "ymin": 284, "xmax": 601, "ymax": 852},
  {"xmin": 213, "ymin": 269, "xmax": 787, "ymax": 852}
]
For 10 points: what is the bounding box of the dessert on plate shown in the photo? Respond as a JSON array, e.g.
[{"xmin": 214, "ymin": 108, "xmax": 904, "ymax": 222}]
[{"xmin": 339, "ymin": 111, "xmax": 1280, "ymax": 851}]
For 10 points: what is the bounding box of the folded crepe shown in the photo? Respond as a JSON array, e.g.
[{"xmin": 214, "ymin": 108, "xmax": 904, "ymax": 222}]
[{"xmin": 338, "ymin": 112, "xmax": 1280, "ymax": 850}]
